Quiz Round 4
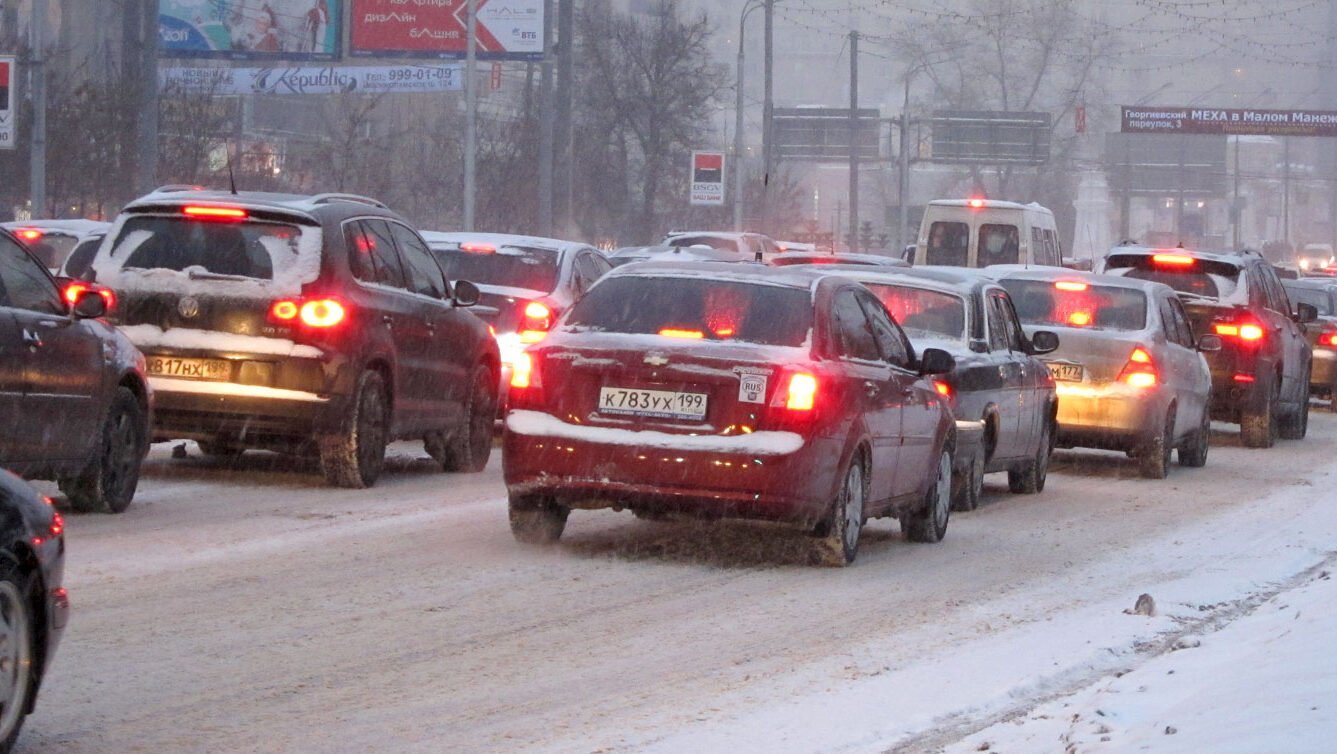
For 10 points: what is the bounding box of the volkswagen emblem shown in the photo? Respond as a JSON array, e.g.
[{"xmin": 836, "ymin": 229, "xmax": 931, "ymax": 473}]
[
  {"xmin": 178, "ymin": 297, "xmax": 201, "ymax": 319},
  {"xmin": 643, "ymin": 353, "xmax": 669, "ymax": 366}
]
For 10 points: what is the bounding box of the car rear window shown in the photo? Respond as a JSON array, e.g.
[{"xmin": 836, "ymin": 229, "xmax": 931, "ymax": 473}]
[
  {"xmin": 1285, "ymin": 286, "xmax": 1334, "ymax": 315},
  {"xmin": 1001, "ymin": 279, "xmax": 1148, "ymax": 331},
  {"xmin": 107, "ymin": 215, "xmax": 310, "ymax": 282},
  {"xmin": 1102, "ymin": 253, "xmax": 1242, "ymax": 302},
  {"xmin": 15, "ymin": 232, "xmax": 79, "ymax": 269},
  {"xmin": 666, "ymin": 235, "xmax": 740, "ymax": 253},
  {"xmin": 433, "ymin": 244, "xmax": 559, "ymax": 292},
  {"xmin": 861, "ymin": 283, "xmax": 966, "ymax": 342},
  {"xmin": 564, "ymin": 275, "xmax": 812, "ymax": 347}
]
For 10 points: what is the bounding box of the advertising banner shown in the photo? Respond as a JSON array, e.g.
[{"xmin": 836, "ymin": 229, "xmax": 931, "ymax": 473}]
[
  {"xmin": 689, "ymin": 151, "xmax": 725, "ymax": 206},
  {"xmin": 350, "ymin": 0, "xmax": 544, "ymax": 60},
  {"xmin": 1122, "ymin": 106, "xmax": 1337, "ymax": 137},
  {"xmin": 161, "ymin": 64, "xmax": 462, "ymax": 95},
  {"xmin": 0, "ymin": 57, "xmax": 13, "ymax": 151},
  {"xmin": 160, "ymin": 0, "xmax": 343, "ymax": 61}
]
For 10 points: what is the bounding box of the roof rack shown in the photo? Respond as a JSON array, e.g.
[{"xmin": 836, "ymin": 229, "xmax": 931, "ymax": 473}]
[{"xmin": 308, "ymin": 193, "xmax": 388, "ymax": 209}]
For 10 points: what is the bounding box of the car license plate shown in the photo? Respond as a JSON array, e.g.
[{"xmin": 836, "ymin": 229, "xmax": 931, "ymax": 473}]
[
  {"xmin": 1046, "ymin": 362, "xmax": 1084, "ymax": 382},
  {"xmin": 146, "ymin": 356, "xmax": 231, "ymax": 381},
  {"xmin": 598, "ymin": 386, "xmax": 708, "ymax": 421}
]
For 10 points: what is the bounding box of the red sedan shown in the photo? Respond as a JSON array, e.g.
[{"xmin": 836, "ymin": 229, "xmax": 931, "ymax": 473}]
[{"xmin": 502, "ymin": 262, "xmax": 958, "ymax": 565}]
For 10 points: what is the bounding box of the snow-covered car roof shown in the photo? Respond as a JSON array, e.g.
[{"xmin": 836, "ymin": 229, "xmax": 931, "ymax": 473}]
[
  {"xmin": 2, "ymin": 219, "xmax": 110, "ymax": 237},
  {"xmin": 983, "ymin": 264, "xmax": 1173, "ymax": 294},
  {"xmin": 421, "ymin": 231, "xmax": 591, "ymax": 255},
  {"xmin": 604, "ymin": 260, "xmax": 839, "ymax": 291}
]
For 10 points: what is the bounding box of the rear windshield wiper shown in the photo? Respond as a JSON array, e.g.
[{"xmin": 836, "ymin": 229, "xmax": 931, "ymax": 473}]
[{"xmin": 187, "ymin": 268, "xmax": 259, "ymax": 283}]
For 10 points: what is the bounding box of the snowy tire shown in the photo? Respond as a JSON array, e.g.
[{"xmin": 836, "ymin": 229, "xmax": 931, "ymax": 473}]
[
  {"xmin": 425, "ymin": 364, "xmax": 497, "ymax": 473},
  {"xmin": 904, "ymin": 449, "xmax": 952, "ymax": 543},
  {"xmin": 508, "ymin": 494, "xmax": 568, "ymax": 545},
  {"xmin": 950, "ymin": 447, "xmax": 984, "ymax": 513},
  {"xmin": 1178, "ymin": 406, "xmax": 1210, "ymax": 468},
  {"xmin": 60, "ymin": 387, "xmax": 146, "ymax": 514},
  {"xmin": 0, "ymin": 560, "xmax": 35, "ymax": 754},
  {"xmin": 815, "ymin": 455, "xmax": 866, "ymax": 566},
  {"xmin": 1008, "ymin": 421, "xmax": 1050, "ymax": 494},
  {"xmin": 319, "ymin": 370, "xmax": 389, "ymax": 489},
  {"xmin": 1139, "ymin": 407, "xmax": 1174, "ymax": 480}
]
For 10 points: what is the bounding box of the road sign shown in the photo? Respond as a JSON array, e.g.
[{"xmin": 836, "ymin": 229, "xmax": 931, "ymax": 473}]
[
  {"xmin": 930, "ymin": 111, "xmax": 1051, "ymax": 165},
  {"xmin": 773, "ymin": 107, "xmax": 881, "ymax": 162},
  {"xmin": 0, "ymin": 57, "xmax": 13, "ymax": 151},
  {"xmin": 1122, "ymin": 106, "xmax": 1337, "ymax": 137},
  {"xmin": 350, "ymin": 0, "xmax": 544, "ymax": 60},
  {"xmin": 690, "ymin": 151, "xmax": 725, "ymax": 206},
  {"xmin": 1105, "ymin": 132, "xmax": 1227, "ymax": 196}
]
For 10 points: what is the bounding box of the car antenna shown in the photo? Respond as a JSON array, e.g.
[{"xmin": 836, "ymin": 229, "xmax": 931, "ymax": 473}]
[{"xmin": 226, "ymin": 144, "xmax": 239, "ymax": 195}]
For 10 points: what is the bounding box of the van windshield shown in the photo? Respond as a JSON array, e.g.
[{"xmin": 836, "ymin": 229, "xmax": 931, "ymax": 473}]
[
  {"xmin": 979, "ymin": 224, "xmax": 1021, "ymax": 266},
  {"xmin": 926, "ymin": 221, "xmax": 968, "ymax": 266}
]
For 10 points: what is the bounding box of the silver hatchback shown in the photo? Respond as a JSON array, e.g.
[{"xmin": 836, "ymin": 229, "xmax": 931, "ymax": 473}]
[{"xmin": 993, "ymin": 268, "xmax": 1220, "ymax": 479}]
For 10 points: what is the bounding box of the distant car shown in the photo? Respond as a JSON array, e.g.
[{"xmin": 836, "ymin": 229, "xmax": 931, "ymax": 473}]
[
  {"xmin": 502, "ymin": 262, "xmax": 958, "ymax": 565},
  {"xmin": 1099, "ymin": 246, "xmax": 1314, "ymax": 449},
  {"xmin": 829, "ymin": 265, "xmax": 1059, "ymax": 508},
  {"xmin": 421, "ymin": 232, "xmax": 612, "ymax": 411},
  {"xmin": 0, "ymin": 470, "xmax": 69, "ymax": 752},
  {"xmin": 0, "ymin": 227, "xmax": 151, "ymax": 512},
  {"xmin": 58, "ymin": 230, "xmax": 108, "ymax": 281},
  {"xmin": 997, "ymin": 267, "xmax": 1220, "ymax": 477},
  {"xmin": 85, "ymin": 188, "xmax": 499, "ymax": 488},
  {"xmin": 1, "ymin": 219, "xmax": 109, "ymax": 274},
  {"xmin": 608, "ymin": 243, "xmax": 754, "ymax": 268},
  {"xmin": 776, "ymin": 240, "xmax": 817, "ymax": 253},
  {"xmin": 662, "ymin": 230, "xmax": 780, "ymax": 262},
  {"xmin": 1297, "ymin": 243, "xmax": 1334, "ymax": 274},
  {"xmin": 769, "ymin": 251, "xmax": 908, "ymax": 268},
  {"xmin": 1281, "ymin": 277, "xmax": 1337, "ymax": 411}
]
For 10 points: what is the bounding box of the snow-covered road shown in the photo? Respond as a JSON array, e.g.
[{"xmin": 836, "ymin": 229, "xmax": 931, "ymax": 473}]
[{"xmin": 19, "ymin": 414, "xmax": 1337, "ymax": 753}]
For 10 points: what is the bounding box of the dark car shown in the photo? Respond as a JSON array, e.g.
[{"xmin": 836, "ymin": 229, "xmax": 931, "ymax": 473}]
[
  {"xmin": 1099, "ymin": 246, "xmax": 1314, "ymax": 448},
  {"xmin": 421, "ymin": 231, "xmax": 611, "ymax": 409},
  {"xmin": 0, "ymin": 227, "xmax": 151, "ymax": 513},
  {"xmin": 0, "ymin": 470, "xmax": 68, "ymax": 753},
  {"xmin": 1281, "ymin": 277, "xmax": 1337, "ymax": 410},
  {"xmin": 830, "ymin": 266, "xmax": 1059, "ymax": 509},
  {"xmin": 768, "ymin": 251, "xmax": 909, "ymax": 268},
  {"xmin": 1, "ymin": 220, "xmax": 109, "ymax": 274},
  {"xmin": 83, "ymin": 188, "xmax": 499, "ymax": 488},
  {"xmin": 502, "ymin": 262, "xmax": 958, "ymax": 566}
]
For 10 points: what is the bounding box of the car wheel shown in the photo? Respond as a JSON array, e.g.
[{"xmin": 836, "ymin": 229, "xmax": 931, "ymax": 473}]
[
  {"xmin": 1178, "ymin": 405, "xmax": 1210, "ymax": 468},
  {"xmin": 1329, "ymin": 378, "xmax": 1337, "ymax": 413},
  {"xmin": 1007, "ymin": 421, "xmax": 1051, "ymax": 494},
  {"xmin": 0, "ymin": 561, "xmax": 35, "ymax": 754},
  {"xmin": 950, "ymin": 447, "xmax": 984, "ymax": 512},
  {"xmin": 196, "ymin": 437, "xmax": 244, "ymax": 459},
  {"xmin": 1138, "ymin": 407, "xmax": 1174, "ymax": 479},
  {"xmin": 1280, "ymin": 368, "xmax": 1310, "ymax": 440},
  {"xmin": 425, "ymin": 364, "xmax": 497, "ymax": 473},
  {"xmin": 508, "ymin": 493, "xmax": 568, "ymax": 545},
  {"xmin": 1240, "ymin": 376, "xmax": 1278, "ymax": 449},
  {"xmin": 59, "ymin": 387, "xmax": 146, "ymax": 514},
  {"xmin": 816, "ymin": 455, "xmax": 867, "ymax": 566},
  {"xmin": 319, "ymin": 370, "xmax": 389, "ymax": 488},
  {"xmin": 904, "ymin": 448, "xmax": 952, "ymax": 543}
]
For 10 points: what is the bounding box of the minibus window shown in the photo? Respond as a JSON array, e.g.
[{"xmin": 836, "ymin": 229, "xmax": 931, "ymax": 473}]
[
  {"xmin": 980, "ymin": 224, "xmax": 1020, "ymax": 265},
  {"xmin": 927, "ymin": 221, "xmax": 968, "ymax": 266}
]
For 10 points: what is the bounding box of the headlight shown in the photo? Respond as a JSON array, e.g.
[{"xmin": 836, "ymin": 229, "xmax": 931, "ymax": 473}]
[{"xmin": 495, "ymin": 331, "xmax": 526, "ymax": 366}]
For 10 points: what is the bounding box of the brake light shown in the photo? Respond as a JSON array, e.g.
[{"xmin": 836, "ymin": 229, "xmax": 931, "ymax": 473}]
[
  {"xmin": 967, "ymin": 197, "xmax": 986, "ymax": 209},
  {"xmin": 15, "ymin": 228, "xmax": 42, "ymax": 241},
  {"xmin": 269, "ymin": 300, "xmax": 299, "ymax": 321},
  {"xmin": 516, "ymin": 301, "xmax": 556, "ymax": 344},
  {"xmin": 933, "ymin": 380, "xmax": 952, "ymax": 398},
  {"xmin": 63, "ymin": 282, "xmax": 116, "ymax": 311},
  {"xmin": 269, "ymin": 297, "xmax": 347, "ymax": 328},
  {"xmin": 1214, "ymin": 321, "xmax": 1265, "ymax": 343},
  {"xmin": 460, "ymin": 242, "xmax": 496, "ymax": 253},
  {"xmin": 511, "ymin": 352, "xmax": 535, "ymax": 389},
  {"xmin": 784, "ymin": 372, "xmax": 818, "ymax": 411},
  {"xmin": 1152, "ymin": 253, "xmax": 1195, "ymax": 267},
  {"xmin": 659, "ymin": 328, "xmax": 705, "ymax": 339},
  {"xmin": 1233, "ymin": 373, "xmax": 1256, "ymax": 383},
  {"xmin": 1118, "ymin": 346, "xmax": 1158, "ymax": 388},
  {"xmin": 1319, "ymin": 331, "xmax": 1337, "ymax": 348},
  {"xmin": 1068, "ymin": 311, "xmax": 1092, "ymax": 326},
  {"xmin": 182, "ymin": 205, "xmax": 248, "ymax": 220},
  {"xmin": 1054, "ymin": 280, "xmax": 1088, "ymax": 292}
]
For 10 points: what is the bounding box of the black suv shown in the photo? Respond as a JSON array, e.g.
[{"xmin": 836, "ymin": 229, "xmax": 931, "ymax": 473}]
[
  {"xmin": 1100, "ymin": 246, "xmax": 1315, "ymax": 448},
  {"xmin": 0, "ymin": 227, "xmax": 151, "ymax": 512},
  {"xmin": 84, "ymin": 189, "xmax": 499, "ymax": 488}
]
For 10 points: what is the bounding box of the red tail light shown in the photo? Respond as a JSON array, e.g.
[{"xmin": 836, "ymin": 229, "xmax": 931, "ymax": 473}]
[
  {"xmin": 269, "ymin": 297, "xmax": 347, "ymax": 328},
  {"xmin": 783, "ymin": 372, "xmax": 819, "ymax": 411},
  {"xmin": 518, "ymin": 301, "xmax": 555, "ymax": 343},
  {"xmin": 1319, "ymin": 330, "xmax": 1337, "ymax": 348},
  {"xmin": 1054, "ymin": 280, "xmax": 1088, "ymax": 292},
  {"xmin": 1214, "ymin": 320, "xmax": 1265, "ymax": 344},
  {"xmin": 658, "ymin": 328, "xmax": 705, "ymax": 339},
  {"xmin": 511, "ymin": 352, "xmax": 537, "ymax": 389},
  {"xmin": 63, "ymin": 282, "xmax": 116, "ymax": 311},
  {"xmin": 461, "ymin": 242, "xmax": 496, "ymax": 253},
  {"xmin": 1118, "ymin": 346, "xmax": 1158, "ymax": 388},
  {"xmin": 933, "ymin": 380, "xmax": 953, "ymax": 399},
  {"xmin": 182, "ymin": 205, "xmax": 248, "ymax": 221},
  {"xmin": 1152, "ymin": 253, "xmax": 1196, "ymax": 267},
  {"xmin": 967, "ymin": 197, "xmax": 986, "ymax": 209},
  {"xmin": 15, "ymin": 228, "xmax": 43, "ymax": 241}
]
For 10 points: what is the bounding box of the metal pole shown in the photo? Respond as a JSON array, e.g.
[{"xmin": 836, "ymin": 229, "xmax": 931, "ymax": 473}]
[
  {"xmin": 761, "ymin": 0, "xmax": 773, "ymax": 222},
  {"xmin": 847, "ymin": 31, "xmax": 858, "ymax": 253},
  {"xmin": 1233, "ymin": 136, "xmax": 1241, "ymax": 249},
  {"xmin": 538, "ymin": 0, "xmax": 555, "ymax": 236},
  {"xmin": 136, "ymin": 0, "xmax": 160, "ymax": 195},
  {"xmin": 898, "ymin": 72, "xmax": 910, "ymax": 248},
  {"xmin": 28, "ymin": 0, "xmax": 46, "ymax": 217},
  {"xmin": 1284, "ymin": 136, "xmax": 1291, "ymax": 251},
  {"xmin": 733, "ymin": 3, "xmax": 750, "ymax": 233},
  {"xmin": 464, "ymin": 0, "xmax": 478, "ymax": 231},
  {"xmin": 555, "ymin": 0, "xmax": 573, "ymax": 236}
]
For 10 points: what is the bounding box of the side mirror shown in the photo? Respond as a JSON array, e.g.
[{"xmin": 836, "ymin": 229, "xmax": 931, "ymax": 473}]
[
  {"xmin": 71, "ymin": 288, "xmax": 108, "ymax": 319},
  {"xmin": 453, "ymin": 279, "xmax": 480, "ymax": 307},
  {"xmin": 902, "ymin": 244, "xmax": 917, "ymax": 264},
  {"xmin": 1295, "ymin": 302, "xmax": 1319, "ymax": 324},
  {"xmin": 918, "ymin": 347, "xmax": 956, "ymax": 376},
  {"xmin": 1197, "ymin": 333, "xmax": 1223, "ymax": 353},
  {"xmin": 1028, "ymin": 330, "xmax": 1060, "ymax": 355}
]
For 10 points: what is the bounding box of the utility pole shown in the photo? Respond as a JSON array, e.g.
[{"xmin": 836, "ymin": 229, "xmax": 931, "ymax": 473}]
[
  {"xmin": 898, "ymin": 78, "xmax": 910, "ymax": 248},
  {"xmin": 28, "ymin": 0, "xmax": 46, "ymax": 217},
  {"xmin": 464, "ymin": 0, "xmax": 478, "ymax": 231},
  {"xmin": 1327, "ymin": 0, "xmax": 1337, "ymax": 249},
  {"xmin": 733, "ymin": 1, "xmax": 756, "ymax": 233},
  {"xmin": 538, "ymin": 0, "xmax": 555, "ymax": 236},
  {"xmin": 847, "ymin": 31, "xmax": 858, "ymax": 253},
  {"xmin": 760, "ymin": 0, "xmax": 773, "ymax": 224},
  {"xmin": 555, "ymin": 0, "xmax": 573, "ymax": 237},
  {"xmin": 1283, "ymin": 135, "xmax": 1292, "ymax": 250},
  {"xmin": 135, "ymin": 0, "xmax": 160, "ymax": 195}
]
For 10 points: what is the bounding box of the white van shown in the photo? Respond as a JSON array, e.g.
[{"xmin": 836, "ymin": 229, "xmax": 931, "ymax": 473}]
[{"xmin": 913, "ymin": 199, "xmax": 1065, "ymax": 268}]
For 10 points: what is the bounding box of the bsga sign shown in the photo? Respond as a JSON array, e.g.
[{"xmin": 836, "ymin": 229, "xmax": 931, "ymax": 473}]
[
  {"xmin": 689, "ymin": 151, "xmax": 725, "ymax": 206},
  {"xmin": 0, "ymin": 57, "xmax": 14, "ymax": 151}
]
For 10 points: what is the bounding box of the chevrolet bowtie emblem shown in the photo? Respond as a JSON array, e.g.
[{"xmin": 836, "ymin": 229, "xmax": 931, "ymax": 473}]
[{"xmin": 643, "ymin": 354, "xmax": 669, "ymax": 366}]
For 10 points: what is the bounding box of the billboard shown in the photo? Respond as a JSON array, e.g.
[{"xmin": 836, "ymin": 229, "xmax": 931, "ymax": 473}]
[
  {"xmin": 161, "ymin": 64, "xmax": 463, "ymax": 95},
  {"xmin": 0, "ymin": 57, "xmax": 13, "ymax": 151},
  {"xmin": 350, "ymin": 0, "xmax": 544, "ymax": 60},
  {"xmin": 1122, "ymin": 106, "xmax": 1337, "ymax": 137},
  {"xmin": 1106, "ymin": 133, "xmax": 1227, "ymax": 197},
  {"xmin": 930, "ymin": 111, "xmax": 1051, "ymax": 165},
  {"xmin": 160, "ymin": 1, "xmax": 343, "ymax": 61},
  {"xmin": 689, "ymin": 151, "xmax": 725, "ymax": 206},
  {"xmin": 773, "ymin": 107, "xmax": 881, "ymax": 162}
]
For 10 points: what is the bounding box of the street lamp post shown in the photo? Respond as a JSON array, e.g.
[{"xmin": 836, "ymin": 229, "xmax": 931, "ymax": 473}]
[{"xmin": 734, "ymin": 0, "xmax": 763, "ymax": 232}]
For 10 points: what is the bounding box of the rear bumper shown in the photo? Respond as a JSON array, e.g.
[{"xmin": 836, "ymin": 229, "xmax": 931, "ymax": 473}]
[
  {"xmin": 1313, "ymin": 349, "xmax": 1337, "ymax": 391},
  {"xmin": 502, "ymin": 410, "xmax": 838, "ymax": 524},
  {"xmin": 1053, "ymin": 381, "xmax": 1163, "ymax": 449},
  {"xmin": 1208, "ymin": 372, "xmax": 1268, "ymax": 422},
  {"xmin": 149, "ymin": 376, "xmax": 347, "ymax": 442}
]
